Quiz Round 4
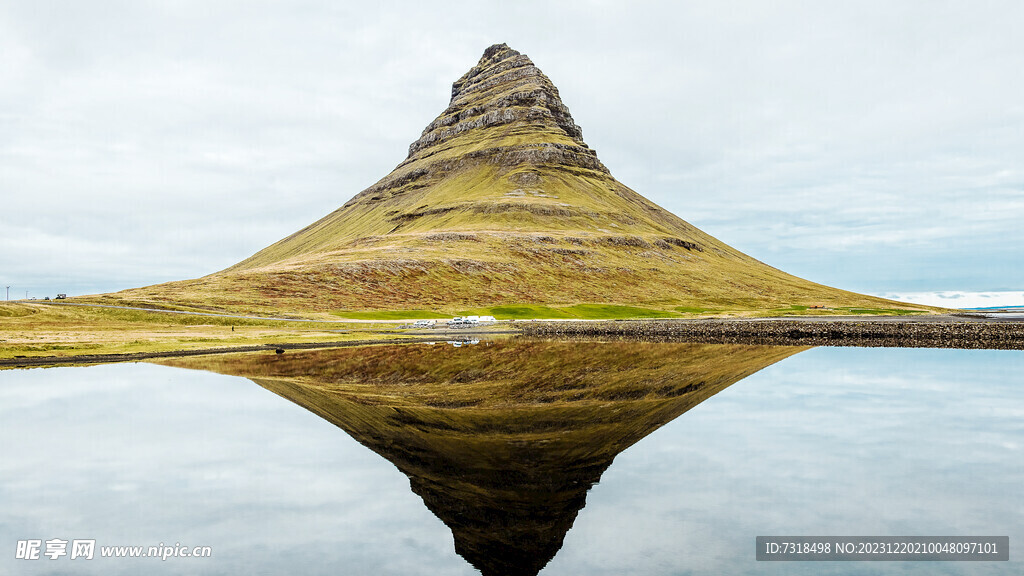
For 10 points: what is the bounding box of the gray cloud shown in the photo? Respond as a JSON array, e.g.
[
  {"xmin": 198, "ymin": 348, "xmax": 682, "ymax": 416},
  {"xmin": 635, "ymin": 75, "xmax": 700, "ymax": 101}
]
[{"xmin": 2, "ymin": 1, "xmax": 1021, "ymax": 298}]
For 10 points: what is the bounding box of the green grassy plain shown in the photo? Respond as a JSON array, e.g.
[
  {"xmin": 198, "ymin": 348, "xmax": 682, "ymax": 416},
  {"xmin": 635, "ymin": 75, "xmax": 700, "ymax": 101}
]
[
  {"xmin": 452, "ymin": 304, "xmax": 675, "ymax": 319},
  {"xmin": 330, "ymin": 309, "xmax": 445, "ymax": 320},
  {"xmin": 324, "ymin": 302, "xmax": 935, "ymax": 321},
  {"xmin": 2, "ymin": 297, "xmax": 940, "ymax": 364}
]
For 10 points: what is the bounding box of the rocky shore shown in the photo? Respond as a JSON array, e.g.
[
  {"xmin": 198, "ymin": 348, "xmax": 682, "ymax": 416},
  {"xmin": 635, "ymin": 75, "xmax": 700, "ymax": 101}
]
[{"xmin": 519, "ymin": 316, "xmax": 1024, "ymax": 350}]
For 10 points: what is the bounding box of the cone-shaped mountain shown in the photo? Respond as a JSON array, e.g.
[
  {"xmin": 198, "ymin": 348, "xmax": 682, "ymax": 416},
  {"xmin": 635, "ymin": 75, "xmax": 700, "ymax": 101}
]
[{"xmin": 116, "ymin": 43, "xmax": 912, "ymax": 313}]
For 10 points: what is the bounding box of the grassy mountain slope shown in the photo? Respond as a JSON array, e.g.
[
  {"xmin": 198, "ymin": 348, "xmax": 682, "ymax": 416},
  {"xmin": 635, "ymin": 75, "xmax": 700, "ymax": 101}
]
[{"xmin": 104, "ymin": 44, "xmax": 926, "ymax": 315}]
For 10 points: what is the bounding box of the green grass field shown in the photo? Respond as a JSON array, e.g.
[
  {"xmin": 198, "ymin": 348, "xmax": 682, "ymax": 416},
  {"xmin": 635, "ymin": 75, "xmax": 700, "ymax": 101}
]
[
  {"xmin": 331, "ymin": 304, "xmax": 678, "ymax": 320},
  {"xmin": 331, "ymin": 309, "xmax": 446, "ymax": 320},
  {"xmin": 328, "ymin": 303, "xmax": 934, "ymax": 321},
  {"xmin": 332, "ymin": 303, "xmax": 680, "ymax": 320}
]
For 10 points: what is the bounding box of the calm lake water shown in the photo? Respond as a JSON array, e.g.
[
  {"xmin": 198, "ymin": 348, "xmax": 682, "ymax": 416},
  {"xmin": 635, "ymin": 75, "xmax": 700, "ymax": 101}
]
[{"xmin": 1, "ymin": 341, "xmax": 1021, "ymax": 575}]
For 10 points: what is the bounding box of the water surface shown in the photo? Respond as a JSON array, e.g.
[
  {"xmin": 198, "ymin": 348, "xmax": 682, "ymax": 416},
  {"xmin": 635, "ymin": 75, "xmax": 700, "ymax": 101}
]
[{"xmin": 1, "ymin": 341, "xmax": 1021, "ymax": 575}]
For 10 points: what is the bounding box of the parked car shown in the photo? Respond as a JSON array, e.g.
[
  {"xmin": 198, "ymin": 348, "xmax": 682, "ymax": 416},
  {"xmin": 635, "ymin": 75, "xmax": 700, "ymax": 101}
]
[{"xmin": 447, "ymin": 316, "xmax": 480, "ymax": 328}]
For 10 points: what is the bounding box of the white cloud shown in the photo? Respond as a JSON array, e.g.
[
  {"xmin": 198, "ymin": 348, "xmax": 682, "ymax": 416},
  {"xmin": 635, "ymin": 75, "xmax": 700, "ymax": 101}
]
[
  {"xmin": 878, "ymin": 291, "xmax": 1024, "ymax": 309},
  {"xmin": 1, "ymin": 1, "xmax": 1022, "ymax": 297}
]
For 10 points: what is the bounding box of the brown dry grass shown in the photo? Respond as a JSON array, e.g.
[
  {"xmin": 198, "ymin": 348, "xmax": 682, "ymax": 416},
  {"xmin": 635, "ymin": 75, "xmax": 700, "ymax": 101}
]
[{"xmin": 0, "ymin": 302, "xmax": 383, "ymax": 361}]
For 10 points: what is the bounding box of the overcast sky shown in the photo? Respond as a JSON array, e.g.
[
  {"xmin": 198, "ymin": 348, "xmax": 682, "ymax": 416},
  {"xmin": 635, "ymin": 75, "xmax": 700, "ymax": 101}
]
[{"xmin": 2, "ymin": 1, "xmax": 1022, "ymax": 305}]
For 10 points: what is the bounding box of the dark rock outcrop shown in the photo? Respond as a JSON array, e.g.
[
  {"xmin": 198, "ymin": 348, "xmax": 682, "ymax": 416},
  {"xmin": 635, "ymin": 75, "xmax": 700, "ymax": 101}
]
[{"xmin": 521, "ymin": 317, "xmax": 1024, "ymax": 350}]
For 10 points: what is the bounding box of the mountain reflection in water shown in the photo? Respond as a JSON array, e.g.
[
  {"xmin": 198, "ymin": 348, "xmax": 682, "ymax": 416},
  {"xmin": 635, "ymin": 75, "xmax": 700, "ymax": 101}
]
[{"xmin": 161, "ymin": 340, "xmax": 806, "ymax": 575}]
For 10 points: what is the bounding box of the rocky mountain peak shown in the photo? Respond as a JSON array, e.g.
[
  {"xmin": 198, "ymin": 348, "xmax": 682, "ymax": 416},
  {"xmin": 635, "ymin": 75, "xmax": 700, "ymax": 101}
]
[
  {"xmin": 407, "ymin": 43, "xmax": 589, "ymax": 161},
  {"xmin": 450, "ymin": 43, "xmax": 524, "ymax": 101}
]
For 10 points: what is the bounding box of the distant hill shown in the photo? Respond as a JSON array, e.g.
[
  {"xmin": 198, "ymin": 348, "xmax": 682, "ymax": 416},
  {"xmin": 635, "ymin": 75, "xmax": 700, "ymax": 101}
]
[{"xmin": 108, "ymin": 43, "xmax": 923, "ymax": 315}]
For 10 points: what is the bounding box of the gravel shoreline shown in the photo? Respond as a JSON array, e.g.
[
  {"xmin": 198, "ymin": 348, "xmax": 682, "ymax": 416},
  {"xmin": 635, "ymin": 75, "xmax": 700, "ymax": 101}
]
[
  {"xmin": 519, "ymin": 316, "xmax": 1024, "ymax": 350},
  {"xmin": 0, "ymin": 338, "xmax": 445, "ymax": 369}
]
